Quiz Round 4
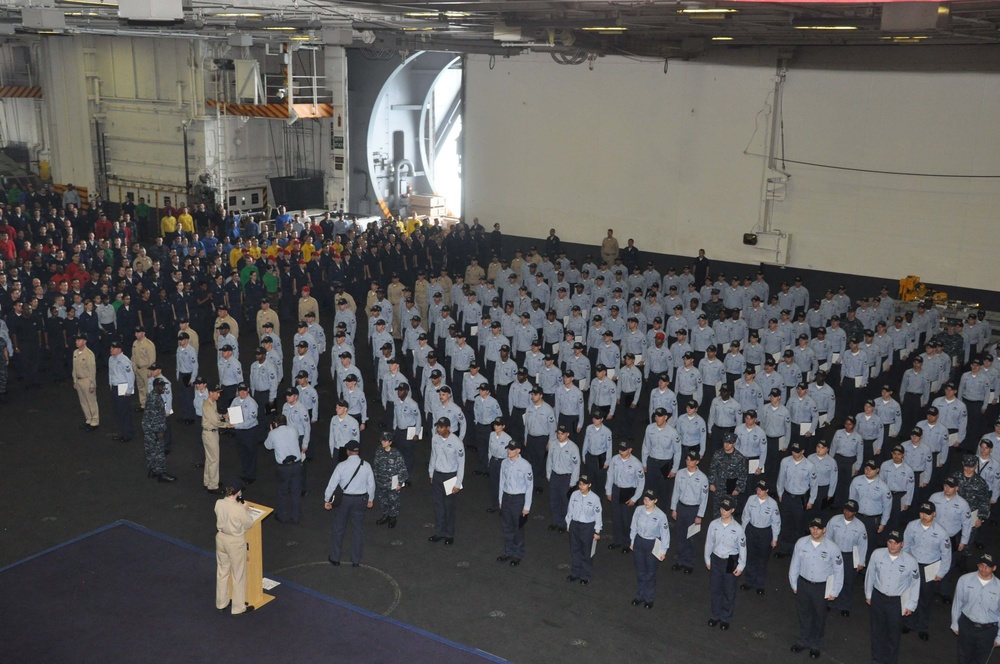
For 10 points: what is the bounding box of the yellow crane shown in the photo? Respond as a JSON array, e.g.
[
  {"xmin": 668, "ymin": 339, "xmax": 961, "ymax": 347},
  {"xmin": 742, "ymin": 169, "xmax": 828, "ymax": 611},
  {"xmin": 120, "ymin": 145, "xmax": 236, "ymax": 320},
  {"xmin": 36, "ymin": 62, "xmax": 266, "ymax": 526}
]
[{"xmin": 899, "ymin": 276, "xmax": 947, "ymax": 303}]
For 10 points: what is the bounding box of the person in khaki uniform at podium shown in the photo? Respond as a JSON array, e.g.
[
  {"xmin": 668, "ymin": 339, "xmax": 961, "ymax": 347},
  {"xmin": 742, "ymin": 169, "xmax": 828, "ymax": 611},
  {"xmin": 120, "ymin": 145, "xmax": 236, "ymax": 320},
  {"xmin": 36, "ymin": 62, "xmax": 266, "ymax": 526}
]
[
  {"xmin": 215, "ymin": 478, "xmax": 256, "ymax": 615},
  {"xmin": 72, "ymin": 333, "xmax": 99, "ymax": 431},
  {"xmin": 203, "ymin": 384, "xmax": 232, "ymax": 495},
  {"xmin": 131, "ymin": 326, "xmax": 156, "ymax": 410}
]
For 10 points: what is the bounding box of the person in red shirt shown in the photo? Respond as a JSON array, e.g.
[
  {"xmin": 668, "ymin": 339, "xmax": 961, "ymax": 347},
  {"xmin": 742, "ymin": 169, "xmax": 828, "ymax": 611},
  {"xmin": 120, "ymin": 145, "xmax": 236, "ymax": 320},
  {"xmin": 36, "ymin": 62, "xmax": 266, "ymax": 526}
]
[
  {"xmin": 95, "ymin": 214, "xmax": 113, "ymax": 240},
  {"xmin": 0, "ymin": 230, "xmax": 14, "ymax": 260}
]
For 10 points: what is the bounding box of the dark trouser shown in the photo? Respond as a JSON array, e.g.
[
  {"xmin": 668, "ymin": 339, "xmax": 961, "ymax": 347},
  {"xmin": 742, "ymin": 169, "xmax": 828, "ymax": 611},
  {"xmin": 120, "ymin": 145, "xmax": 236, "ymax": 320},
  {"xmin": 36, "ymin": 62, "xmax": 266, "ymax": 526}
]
[
  {"xmin": 674, "ymin": 503, "xmax": 700, "ymax": 569},
  {"xmin": 857, "ymin": 514, "xmax": 880, "ymax": 564},
  {"xmin": 862, "ymin": 438, "xmax": 879, "ymax": 465},
  {"xmin": 475, "ymin": 424, "xmax": 492, "ymax": 473},
  {"xmin": 645, "ymin": 458, "xmax": 674, "ymax": 510},
  {"xmin": 508, "ymin": 407, "xmax": 525, "ymax": 445},
  {"xmin": 432, "ymin": 470, "xmax": 458, "ymax": 537},
  {"xmin": 251, "ymin": 392, "xmax": 270, "ymax": 426},
  {"xmin": 395, "ymin": 428, "xmax": 415, "ymax": 476},
  {"xmin": 709, "ymin": 553, "xmax": 738, "ymax": 621},
  {"xmin": 549, "ymin": 473, "xmax": 571, "ymax": 527},
  {"xmin": 489, "ymin": 457, "xmax": 504, "ymax": 509},
  {"xmin": 870, "ymin": 589, "xmax": 903, "ymax": 664},
  {"xmin": 632, "ymin": 536, "xmax": 659, "ymax": 602},
  {"xmin": 112, "ymin": 392, "xmax": 134, "ymax": 438},
  {"xmin": 220, "ymin": 385, "xmax": 237, "ymax": 414},
  {"xmin": 178, "ymin": 377, "xmax": 195, "ymax": 420},
  {"xmin": 569, "ymin": 520, "xmax": 596, "ymax": 580},
  {"xmin": 17, "ymin": 347, "xmax": 40, "ymax": 386},
  {"xmin": 496, "ymin": 384, "xmax": 511, "ymax": 417},
  {"xmin": 610, "ymin": 485, "xmax": 638, "ymax": 547},
  {"xmin": 699, "ymin": 384, "xmax": 716, "ymax": 422},
  {"xmin": 526, "ymin": 434, "xmax": 548, "ymax": 489},
  {"xmin": 677, "ymin": 393, "xmax": 694, "ymax": 416},
  {"xmin": 558, "ymin": 413, "xmax": 580, "ymax": 433},
  {"xmin": 833, "ymin": 455, "xmax": 856, "ymax": 508},
  {"xmin": 330, "ymin": 494, "xmax": 367, "ymax": 564},
  {"xmin": 796, "ymin": 578, "xmax": 829, "ymax": 650},
  {"xmin": 500, "ymin": 492, "xmax": 526, "ymax": 559},
  {"xmin": 831, "ymin": 549, "xmax": 858, "ymax": 611},
  {"xmin": 888, "ymin": 491, "xmax": 906, "ymax": 532},
  {"xmin": 235, "ymin": 427, "xmax": 258, "ymax": 480},
  {"xmin": 965, "ymin": 399, "xmax": 985, "ymax": 453},
  {"xmin": 840, "ymin": 378, "xmax": 863, "ymax": 421},
  {"xmin": 765, "ymin": 436, "xmax": 782, "ymax": 489},
  {"xmin": 904, "ymin": 562, "xmax": 939, "ymax": 632},
  {"xmin": 778, "ymin": 492, "xmax": 807, "ymax": 554},
  {"xmin": 619, "ymin": 392, "xmax": 638, "ymax": 440},
  {"xmin": 275, "ymin": 461, "xmax": 303, "ymax": 522},
  {"xmin": 743, "ymin": 524, "xmax": 772, "ymax": 591},
  {"xmin": 900, "ymin": 393, "xmax": 923, "ymax": 436},
  {"xmin": 585, "ymin": 452, "xmax": 607, "ymax": 502},
  {"xmin": 958, "ymin": 614, "xmax": 999, "ymax": 664},
  {"xmin": 807, "ymin": 484, "xmax": 830, "ymax": 523},
  {"xmin": 939, "ymin": 533, "xmax": 963, "ymax": 600}
]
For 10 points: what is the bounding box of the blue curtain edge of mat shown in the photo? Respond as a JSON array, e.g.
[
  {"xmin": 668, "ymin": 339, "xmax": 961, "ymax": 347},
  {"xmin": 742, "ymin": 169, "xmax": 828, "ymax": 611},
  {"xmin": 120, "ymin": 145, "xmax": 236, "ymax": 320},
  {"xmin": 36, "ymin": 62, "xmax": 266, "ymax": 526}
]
[{"xmin": 0, "ymin": 519, "xmax": 509, "ymax": 664}]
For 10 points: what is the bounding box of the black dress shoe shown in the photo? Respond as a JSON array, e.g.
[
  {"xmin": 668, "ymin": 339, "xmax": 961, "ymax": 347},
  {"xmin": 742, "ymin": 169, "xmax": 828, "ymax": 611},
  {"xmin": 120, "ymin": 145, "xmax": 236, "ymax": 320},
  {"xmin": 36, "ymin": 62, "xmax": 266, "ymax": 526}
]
[
  {"xmin": 918, "ymin": 632, "xmax": 929, "ymax": 641},
  {"xmin": 235, "ymin": 605, "xmax": 254, "ymax": 615},
  {"xmin": 388, "ymin": 517, "xmax": 397, "ymax": 528},
  {"xmin": 509, "ymin": 558, "xmax": 520, "ymax": 567},
  {"xmin": 548, "ymin": 525, "xmax": 558, "ymax": 531},
  {"xmin": 621, "ymin": 547, "xmax": 631, "ymax": 554},
  {"xmin": 148, "ymin": 470, "xmax": 156, "ymax": 479},
  {"xmin": 194, "ymin": 463, "xmax": 205, "ymax": 469},
  {"xmin": 683, "ymin": 567, "xmax": 693, "ymax": 574},
  {"xmin": 840, "ymin": 610, "xmax": 850, "ymax": 617},
  {"xmin": 328, "ymin": 557, "xmax": 340, "ymax": 566},
  {"xmin": 112, "ymin": 435, "xmax": 124, "ymax": 441},
  {"xmin": 444, "ymin": 537, "xmax": 454, "ymax": 545},
  {"xmin": 901, "ymin": 627, "xmax": 911, "ymax": 635},
  {"xmin": 87, "ymin": 425, "xmax": 99, "ymax": 431},
  {"xmin": 79, "ymin": 423, "xmax": 90, "ymax": 430},
  {"xmin": 579, "ymin": 579, "xmax": 589, "ymax": 585},
  {"xmin": 756, "ymin": 588, "xmax": 765, "ymax": 595},
  {"xmin": 376, "ymin": 516, "xmax": 390, "ymax": 525},
  {"xmin": 672, "ymin": 563, "xmax": 682, "ymax": 571},
  {"xmin": 497, "ymin": 555, "xmax": 511, "ymax": 562},
  {"xmin": 644, "ymin": 601, "xmax": 653, "ymax": 609},
  {"xmin": 809, "ymin": 650, "xmax": 820, "ymax": 659},
  {"xmin": 791, "ymin": 645, "xmax": 806, "ymax": 653},
  {"xmin": 608, "ymin": 543, "xmax": 620, "ymax": 550},
  {"xmin": 206, "ymin": 487, "xmax": 224, "ymax": 495},
  {"xmin": 158, "ymin": 473, "xmax": 177, "ymax": 482},
  {"xmin": 557, "ymin": 527, "xmax": 567, "ymax": 533},
  {"xmin": 352, "ymin": 563, "xmax": 360, "ymax": 568},
  {"xmin": 708, "ymin": 619, "xmax": 719, "ymax": 627},
  {"xmin": 740, "ymin": 583, "xmax": 751, "ymax": 591},
  {"xmin": 631, "ymin": 599, "xmax": 643, "ymax": 606},
  {"xmin": 486, "ymin": 508, "xmax": 498, "ymax": 513},
  {"xmin": 720, "ymin": 622, "xmax": 730, "ymax": 631},
  {"xmin": 566, "ymin": 575, "xmax": 578, "ymax": 582}
]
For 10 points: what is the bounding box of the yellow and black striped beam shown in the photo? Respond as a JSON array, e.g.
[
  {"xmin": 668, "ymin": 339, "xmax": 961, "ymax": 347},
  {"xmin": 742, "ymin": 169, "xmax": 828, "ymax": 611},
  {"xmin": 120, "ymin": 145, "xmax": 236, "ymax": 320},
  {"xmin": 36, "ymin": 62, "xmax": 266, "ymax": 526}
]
[
  {"xmin": 0, "ymin": 86, "xmax": 43, "ymax": 99},
  {"xmin": 206, "ymin": 100, "xmax": 335, "ymax": 119}
]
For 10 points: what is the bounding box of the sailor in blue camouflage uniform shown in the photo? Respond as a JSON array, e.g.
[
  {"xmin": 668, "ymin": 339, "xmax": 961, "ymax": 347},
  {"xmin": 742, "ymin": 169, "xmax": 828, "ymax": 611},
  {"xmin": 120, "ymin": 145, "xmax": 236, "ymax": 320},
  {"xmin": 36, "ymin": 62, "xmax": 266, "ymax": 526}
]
[
  {"xmin": 142, "ymin": 378, "xmax": 174, "ymax": 482},
  {"xmin": 374, "ymin": 431, "xmax": 408, "ymax": 528}
]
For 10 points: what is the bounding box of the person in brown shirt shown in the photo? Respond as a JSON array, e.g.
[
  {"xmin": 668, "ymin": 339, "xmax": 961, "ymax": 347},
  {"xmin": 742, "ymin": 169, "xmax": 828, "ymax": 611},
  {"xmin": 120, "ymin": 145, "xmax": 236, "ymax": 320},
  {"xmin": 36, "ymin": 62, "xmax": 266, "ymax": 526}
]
[
  {"xmin": 215, "ymin": 479, "xmax": 255, "ymax": 615},
  {"xmin": 131, "ymin": 327, "xmax": 156, "ymax": 409},
  {"xmin": 72, "ymin": 333, "xmax": 99, "ymax": 430}
]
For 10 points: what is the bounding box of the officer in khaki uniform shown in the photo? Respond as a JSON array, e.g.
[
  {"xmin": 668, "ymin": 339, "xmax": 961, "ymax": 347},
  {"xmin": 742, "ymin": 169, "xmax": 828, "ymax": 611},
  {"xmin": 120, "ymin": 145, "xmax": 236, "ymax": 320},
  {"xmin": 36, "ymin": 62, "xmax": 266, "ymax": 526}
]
[
  {"xmin": 131, "ymin": 326, "xmax": 156, "ymax": 410},
  {"xmin": 203, "ymin": 384, "xmax": 232, "ymax": 494},
  {"xmin": 297, "ymin": 287, "xmax": 320, "ymax": 326},
  {"xmin": 72, "ymin": 333, "xmax": 99, "ymax": 430},
  {"xmin": 213, "ymin": 305, "xmax": 240, "ymax": 345},
  {"xmin": 255, "ymin": 298, "xmax": 279, "ymax": 339}
]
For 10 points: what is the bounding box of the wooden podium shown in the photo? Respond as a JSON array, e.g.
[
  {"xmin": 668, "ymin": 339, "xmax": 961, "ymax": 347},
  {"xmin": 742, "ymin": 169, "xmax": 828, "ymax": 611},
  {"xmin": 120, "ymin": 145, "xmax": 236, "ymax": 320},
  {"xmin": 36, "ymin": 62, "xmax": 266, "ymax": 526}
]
[{"xmin": 243, "ymin": 501, "xmax": 275, "ymax": 610}]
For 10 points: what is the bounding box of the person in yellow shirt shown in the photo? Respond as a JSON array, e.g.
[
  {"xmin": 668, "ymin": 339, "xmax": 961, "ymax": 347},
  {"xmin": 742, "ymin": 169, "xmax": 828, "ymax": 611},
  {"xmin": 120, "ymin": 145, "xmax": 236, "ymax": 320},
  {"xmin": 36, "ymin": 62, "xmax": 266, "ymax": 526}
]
[
  {"xmin": 246, "ymin": 239, "xmax": 262, "ymax": 260},
  {"xmin": 178, "ymin": 206, "xmax": 195, "ymax": 235},
  {"xmin": 265, "ymin": 243, "xmax": 280, "ymax": 260},
  {"xmin": 301, "ymin": 239, "xmax": 315, "ymax": 263},
  {"xmin": 229, "ymin": 244, "xmax": 244, "ymax": 269},
  {"xmin": 161, "ymin": 213, "xmax": 178, "ymax": 242}
]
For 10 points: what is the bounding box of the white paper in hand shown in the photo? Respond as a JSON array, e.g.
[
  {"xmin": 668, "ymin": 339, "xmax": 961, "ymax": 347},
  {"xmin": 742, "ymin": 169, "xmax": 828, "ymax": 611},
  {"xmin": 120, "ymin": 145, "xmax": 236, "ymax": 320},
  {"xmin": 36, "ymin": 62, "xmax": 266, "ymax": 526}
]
[
  {"xmin": 748, "ymin": 459, "xmax": 760, "ymax": 474},
  {"xmin": 931, "ymin": 380, "xmax": 941, "ymax": 393},
  {"xmin": 591, "ymin": 538, "xmax": 597, "ymax": 558},
  {"xmin": 819, "ymin": 362, "xmax": 830, "ymax": 373},
  {"xmin": 687, "ymin": 523, "xmax": 701, "ymax": 539},
  {"xmin": 852, "ymin": 546, "xmax": 859, "ymax": 564},
  {"xmin": 900, "ymin": 589, "xmax": 910, "ymax": 616},
  {"xmin": 799, "ymin": 422, "xmax": 811, "ymax": 436},
  {"xmin": 117, "ymin": 383, "xmax": 128, "ymax": 396},
  {"xmin": 819, "ymin": 413, "xmax": 829, "ymax": 427},
  {"xmin": 778, "ymin": 436, "xmax": 786, "ymax": 451},
  {"xmin": 470, "ymin": 325, "xmax": 478, "ymax": 336},
  {"xmin": 443, "ymin": 476, "xmax": 458, "ymax": 494},
  {"xmin": 407, "ymin": 426, "xmax": 419, "ymax": 440},
  {"xmin": 652, "ymin": 539, "xmax": 664, "ymax": 559},
  {"xmin": 854, "ymin": 376, "xmax": 864, "ymax": 388},
  {"xmin": 635, "ymin": 354, "xmax": 643, "ymax": 366},
  {"xmin": 607, "ymin": 368, "xmax": 616, "ymax": 381},
  {"xmin": 971, "ymin": 509, "xmax": 979, "ymax": 524},
  {"xmin": 832, "ymin": 352, "xmax": 841, "ymax": 364},
  {"xmin": 563, "ymin": 316, "xmax": 569, "ymax": 326},
  {"xmin": 824, "ymin": 575, "xmax": 835, "ymax": 598},
  {"xmin": 575, "ymin": 335, "xmax": 583, "ymax": 344},
  {"xmin": 579, "ymin": 378, "xmax": 589, "ymax": 391},
  {"xmin": 870, "ymin": 366, "xmax": 878, "ymax": 379},
  {"xmin": 552, "ymin": 342, "xmax": 560, "ymax": 354},
  {"xmin": 924, "ymin": 560, "xmax": 940, "ymax": 582},
  {"xmin": 391, "ymin": 474, "xmax": 400, "ymax": 490},
  {"xmin": 948, "ymin": 432, "xmax": 959, "ymax": 446},
  {"xmin": 227, "ymin": 406, "xmax": 244, "ymax": 425}
]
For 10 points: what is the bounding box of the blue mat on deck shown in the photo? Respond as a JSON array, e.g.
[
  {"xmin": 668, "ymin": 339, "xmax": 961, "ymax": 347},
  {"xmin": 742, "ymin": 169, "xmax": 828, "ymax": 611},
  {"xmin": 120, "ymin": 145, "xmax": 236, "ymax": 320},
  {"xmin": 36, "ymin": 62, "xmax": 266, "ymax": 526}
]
[{"xmin": 0, "ymin": 521, "xmax": 505, "ymax": 664}]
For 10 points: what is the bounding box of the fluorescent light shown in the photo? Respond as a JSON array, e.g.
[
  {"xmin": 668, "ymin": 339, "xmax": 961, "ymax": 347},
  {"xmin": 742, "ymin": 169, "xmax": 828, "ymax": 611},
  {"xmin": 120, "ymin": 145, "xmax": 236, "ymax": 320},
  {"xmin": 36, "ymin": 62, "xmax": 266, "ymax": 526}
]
[
  {"xmin": 289, "ymin": 35, "xmax": 313, "ymax": 41},
  {"xmin": 64, "ymin": 11, "xmax": 99, "ymax": 16},
  {"xmin": 711, "ymin": 36, "xmax": 733, "ymax": 40},
  {"xmin": 215, "ymin": 13, "xmax": 263, "ymax": 18},
  {"xmin": 403, "ymin": 11, "xmax": 470, "ymax": 18},
  {"xmin": 61, "ymin": 0, "xmax": 117, "ymax": 6},
  {"xmin": 262, "ymin": 26, "xmax": 297, "ymax": 31},
  {"xmin": 678, "ymin": 8, "xmax": 738, "ymax": 13},
  {"xmin": 794, "ymin": 25, "xmax": 858, "ymax": 30},
  {"xmin": 581, "ymin": 27, "xmax": 627, "ymax": 32}
]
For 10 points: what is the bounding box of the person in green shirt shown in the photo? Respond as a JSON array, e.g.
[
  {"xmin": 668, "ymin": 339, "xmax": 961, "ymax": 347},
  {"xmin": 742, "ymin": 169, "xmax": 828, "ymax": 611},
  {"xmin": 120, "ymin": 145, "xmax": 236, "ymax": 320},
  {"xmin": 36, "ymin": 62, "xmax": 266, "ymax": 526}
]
[{"xmin": 5, "ymin": 182, "xmax": 21, "ymax": 205}]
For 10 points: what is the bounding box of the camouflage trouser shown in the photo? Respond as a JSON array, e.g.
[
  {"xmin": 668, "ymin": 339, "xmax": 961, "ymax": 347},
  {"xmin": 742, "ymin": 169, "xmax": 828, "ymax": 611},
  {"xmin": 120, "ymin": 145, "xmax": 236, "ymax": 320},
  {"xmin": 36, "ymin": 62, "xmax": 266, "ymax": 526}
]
[
  {"xmin": 144, "ymin": 431, "xmax": 166, "ymax": 474},
  {"xmin": 377, "ymin": 486, "xmax": 402, "ymax": 517}
]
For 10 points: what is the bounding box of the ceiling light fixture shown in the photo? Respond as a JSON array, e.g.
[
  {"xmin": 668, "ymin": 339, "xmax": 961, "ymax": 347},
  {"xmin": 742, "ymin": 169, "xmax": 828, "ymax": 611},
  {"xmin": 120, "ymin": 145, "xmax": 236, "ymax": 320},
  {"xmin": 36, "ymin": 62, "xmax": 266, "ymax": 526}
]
[
  {"xmin": 262, "ymin": 26, "xmax": 297, "ymax": 31},
  {"xmin": 711, "ymin": 36, "xmax": 734, "ymax": 40},
  {"xmin": 214, "ymin": 13, "xmax": 263, "ymax": 18},
  {"xmin": 678, "ymin": 8, "xmax": 738, "ymax": 14},
  {"xmin": 794, "ymin": 25, "xmax": 859, "ymax": 30},
  {"xmin": 581, "ymin": 27, "xmax": 627, "ymax": 32}
]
